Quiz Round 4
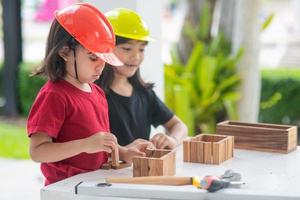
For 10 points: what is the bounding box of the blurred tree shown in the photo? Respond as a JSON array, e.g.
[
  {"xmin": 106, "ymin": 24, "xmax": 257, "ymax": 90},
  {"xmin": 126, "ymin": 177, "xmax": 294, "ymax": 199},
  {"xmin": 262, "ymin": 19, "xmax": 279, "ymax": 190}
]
[
  {"xmin": 177, "ymin": 0, "xmax": 260, "ymax": 123},
  {"xmin": 165, "ymin": 0, "xmax": 242, "ymax": 134},
  {"xmin": 177, "ymin": 0, "xmax": 216, "ymax": 64},
  {"xmin": 2, "ymin": 0, "xmax": 22, "ymax": 116}
]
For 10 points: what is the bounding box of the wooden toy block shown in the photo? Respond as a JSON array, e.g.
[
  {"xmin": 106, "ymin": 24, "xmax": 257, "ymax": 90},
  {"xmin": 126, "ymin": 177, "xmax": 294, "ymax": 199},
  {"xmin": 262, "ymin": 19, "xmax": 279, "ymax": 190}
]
[
  {"xmin": 183, "ymin": 134, "xmax": 234, "ymax": 165},
  {"xmin": 111, "ymin": 147, "xmax": 120, "ymax": 168},
  {"xmin": 216, "ymin": 121, "xmax": 297, "ymax": 153},
  {"xmin": 132, "ymin": 149, "xmax": 176, "ymax": 177},
  {"xmin": 101, "ymin": 147, "xmax": 131, "ymax": 170}
]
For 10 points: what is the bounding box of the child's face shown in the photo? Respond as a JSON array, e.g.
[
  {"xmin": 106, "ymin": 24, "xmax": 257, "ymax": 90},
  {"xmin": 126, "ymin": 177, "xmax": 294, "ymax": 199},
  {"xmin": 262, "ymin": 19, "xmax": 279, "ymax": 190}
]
[
  {"xmin": 65, "ymin": 45, "xmax": 106, "ymax": 83},
  {"xmin": 112, "ymin": 40, "xmax": 146, "ymax": 78}
]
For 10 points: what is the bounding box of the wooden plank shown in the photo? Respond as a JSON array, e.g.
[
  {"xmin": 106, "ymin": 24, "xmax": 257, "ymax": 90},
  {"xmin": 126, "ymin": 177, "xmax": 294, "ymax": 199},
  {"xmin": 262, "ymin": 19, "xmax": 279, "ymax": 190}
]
[
  {"xmin": 133, "ymin": 157, "xmax": 141, "ymax": 177},
  {"xmin": 183, "ymin": 140, "xmax": 190, "ymax": 162},
  {"xmin": 140, "ymin": 158, "xmax": 149, "ymax": 176},
  {"xmin": 224, "ymin": 139, "xmax": 228, "ymax": 160},
  {"xmin": 195, "ymin": 142, "xmax": 204, "ymax": 163},
  {"xmin": 164, "ymin": 152, "xmax": 176, "ymax": 176},
  {"xmin": 203, "ymin": 142, "xmax": 212, "ymax": 164},
  {"xmin": 212, "ymin": 143, "xmax": 220, "ymax": 164},
  {"xmin": 169, "ymin": 151, "xmax": 176, "ymax": 175},
  {"xmin": 217, "ymin": 121, "xmax": 297, "ymax": 153},
  {"xmin": 219, "ymin": 142, "xmax": 225, "ymax": 163},
  {"xmin": 111, "ymin": 147, "xmax": 120, "ymax": 168},
  {"xmin": 287, "ymin": 126, "xmax": 297, "ymax": 152},
  {"xmin": 226, "ymin": 136, "xmax": 233, "ymax": 159},
  {"xmin": 190, "ymin": 141, "xmax": 197, "ymax": 162},
  {"xmin": 148, "ymin": 159, "xmax": 163, "ymax": 176}
]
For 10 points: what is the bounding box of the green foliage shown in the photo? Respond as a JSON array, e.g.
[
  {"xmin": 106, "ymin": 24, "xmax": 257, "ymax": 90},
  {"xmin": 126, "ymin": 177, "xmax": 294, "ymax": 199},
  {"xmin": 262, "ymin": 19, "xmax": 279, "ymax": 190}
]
[
  {"xmin": 165, "ymin": 3, "xmax": 242, "ymax": 135},
  {"xmin": 0, "ymin": 122, "xmax": 29, "ymax": 159},
  {"xmin": 0, "ymin": 62, "xmax": 45, "ymax": 116},
  {"xmin": 0, "ymin": 63, "xmax": 3, "ymax": 114},
  {"xmin": 259, "ymin": 68, "xmax": 300, "ymax": 126},
  {"xmin": 19, "ymin": 62, "xmax": 46, "ymax": 115},
  {"xmin": 261, "ymin": 13, "xmax": 275, "ymax": 32}
]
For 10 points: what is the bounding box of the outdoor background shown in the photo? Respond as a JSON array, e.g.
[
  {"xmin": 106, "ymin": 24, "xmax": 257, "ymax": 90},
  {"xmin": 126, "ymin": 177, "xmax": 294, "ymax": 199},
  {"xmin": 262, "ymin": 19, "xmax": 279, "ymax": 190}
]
[{"xmin": 1, "ymin": 0, "xmax": 300, "ymax": 199}]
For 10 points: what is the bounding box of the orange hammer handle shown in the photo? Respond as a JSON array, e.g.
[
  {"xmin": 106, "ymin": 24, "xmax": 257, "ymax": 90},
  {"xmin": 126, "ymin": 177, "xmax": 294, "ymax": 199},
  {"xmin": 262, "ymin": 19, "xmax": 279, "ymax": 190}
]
[{"xmin": 106, "ymin": 176, "xmax": 192, "ymax": 186}]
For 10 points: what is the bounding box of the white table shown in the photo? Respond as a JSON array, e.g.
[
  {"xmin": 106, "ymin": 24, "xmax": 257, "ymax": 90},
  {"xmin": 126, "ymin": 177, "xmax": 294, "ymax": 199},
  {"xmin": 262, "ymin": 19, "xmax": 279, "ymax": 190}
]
[{"xmin": 41, "ymin": 146, "xmax": 300, "ymax": 200}]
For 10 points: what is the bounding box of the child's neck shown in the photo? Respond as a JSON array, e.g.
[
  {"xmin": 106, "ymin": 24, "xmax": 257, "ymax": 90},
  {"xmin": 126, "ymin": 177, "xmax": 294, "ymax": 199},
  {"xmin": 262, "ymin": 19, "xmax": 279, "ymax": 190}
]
[
  {"xmin": 110, "ymin": 76, "xmax": 133, "ymax": 97},
  {"xmin": 64, "ymin": 75, "xmax": 91, "ymax": 92}
]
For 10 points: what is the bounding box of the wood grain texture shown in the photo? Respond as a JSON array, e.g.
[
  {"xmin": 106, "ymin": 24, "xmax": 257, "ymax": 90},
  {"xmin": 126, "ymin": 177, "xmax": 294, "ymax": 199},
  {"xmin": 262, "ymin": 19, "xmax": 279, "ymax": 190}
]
[
  {"xmin": 183, "ymin": 134, "xmax": 234, "ymax": 165},
  {"xmin": 183, "ymin": 140, "xmax": 190, "ymax": 162},
  {"xmin": 217, "ymin": 121, "xmax": 297, "ymax": 153},
  {"xmin": 106, "ymin": 176, "xmax": 192, "ymax": 186},
  {"xmin": 133, "ymin": 149, "xmax": 176, "ymax": 177},
  {"xmin": 111, "ymin": 147, "xmax": 120, "ymax": 168}
]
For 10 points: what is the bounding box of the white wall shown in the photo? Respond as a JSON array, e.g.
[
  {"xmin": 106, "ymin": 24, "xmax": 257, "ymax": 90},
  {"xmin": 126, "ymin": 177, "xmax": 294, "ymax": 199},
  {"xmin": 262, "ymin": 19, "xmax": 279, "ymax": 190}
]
[
  {"xmin": 85, "ymin": 0, "xmax": 164, "ymax": 99},
  {"xmin": 232, "ymin": 0, "xmax": 261, "ymax": 122}
]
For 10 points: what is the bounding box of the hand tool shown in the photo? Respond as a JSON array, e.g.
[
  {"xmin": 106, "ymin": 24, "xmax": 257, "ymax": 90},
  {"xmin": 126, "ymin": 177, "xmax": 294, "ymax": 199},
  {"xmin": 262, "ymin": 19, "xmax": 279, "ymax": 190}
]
[
  {"xmin": 105, "ymin": 169, "xmax": 245, "ymax": 192},
  {"xmin": 199, "ymin": 175, "xmax": 244, "ymax": 192}
]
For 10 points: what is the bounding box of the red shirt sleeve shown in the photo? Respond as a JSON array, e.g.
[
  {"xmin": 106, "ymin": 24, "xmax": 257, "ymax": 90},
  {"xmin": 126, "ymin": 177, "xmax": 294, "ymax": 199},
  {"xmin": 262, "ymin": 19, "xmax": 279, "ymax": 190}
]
[{"xmin": 27, "ymin": 91, "xmax": 66, "ymax": 138}]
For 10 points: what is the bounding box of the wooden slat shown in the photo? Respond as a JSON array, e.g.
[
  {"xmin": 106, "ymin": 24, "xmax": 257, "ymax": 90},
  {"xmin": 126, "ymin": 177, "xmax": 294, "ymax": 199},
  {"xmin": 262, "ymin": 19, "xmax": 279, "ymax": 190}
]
[
  {"xmin": 197, "ymin": 142, "xmax": 204, "ymax": 163},
  {"xmin": 183, "ymin": 140, "xmax": 190, "ymax": 162},
  {"xmin": 164, "ymin": 152, "xmax": 176, "ymax": 176},
  {"xmin": 111, "ymin": 147, "xmax": 120, "ymax": 168},
  {"xmin": 203, "ymin": 142, "xmax": 212, "ymax": 164},
  {"xmin": 133, "ymin": 157, "xmax": 141, "ymax": 177},
  {"xmin": 148, "ymin": 159, "xmax": 163, "ymax": 176},
  {"xmin": 190, "ymin": 141, "xmax": 198, "ymax": 162},
  {"xmin": 212, "ymin": 143, "xmax": 220, "ymax": 164},
  {"xmin": 140, "ymin": 158, "xmax": 149, "ymax": 176}
]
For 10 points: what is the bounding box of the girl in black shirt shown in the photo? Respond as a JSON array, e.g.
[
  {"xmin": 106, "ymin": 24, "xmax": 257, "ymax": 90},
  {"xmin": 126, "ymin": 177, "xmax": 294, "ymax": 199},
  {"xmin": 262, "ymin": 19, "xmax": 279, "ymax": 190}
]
[{"xmin": 96, "ymin": 8, "xmax": 188, "ymax": 149}]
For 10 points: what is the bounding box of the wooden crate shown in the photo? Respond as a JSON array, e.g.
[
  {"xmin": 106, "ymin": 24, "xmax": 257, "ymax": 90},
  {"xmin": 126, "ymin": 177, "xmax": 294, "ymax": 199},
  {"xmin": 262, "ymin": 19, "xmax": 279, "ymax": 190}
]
[
  {"xmin": 183, "ymin": 134, "xmax": 234, "ymax": 165},
  {"xmin": 132, "ymin": 149, "xmax": 176, "ymax": 177},
  {"xmin": 217, "ymin": 121, "xmax": 298, "ymax": 153}
]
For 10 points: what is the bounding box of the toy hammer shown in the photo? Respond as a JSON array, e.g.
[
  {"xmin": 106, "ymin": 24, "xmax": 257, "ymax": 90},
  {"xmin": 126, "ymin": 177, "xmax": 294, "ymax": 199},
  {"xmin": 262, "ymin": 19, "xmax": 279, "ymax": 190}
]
[{"xmin": 106, "ymin": 170, "xmax": 245, "ymax": 192}]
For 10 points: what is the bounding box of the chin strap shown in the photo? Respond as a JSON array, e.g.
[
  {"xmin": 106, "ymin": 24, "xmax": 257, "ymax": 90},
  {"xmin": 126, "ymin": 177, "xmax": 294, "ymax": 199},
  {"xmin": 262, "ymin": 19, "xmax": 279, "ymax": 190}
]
[
  {"xmin": 69, "ymin": 38, "xmax": 81, "ymax": 83},
  {"xmin": 73, "ymin": 49, "xmax": 79, "ymax": 80}
]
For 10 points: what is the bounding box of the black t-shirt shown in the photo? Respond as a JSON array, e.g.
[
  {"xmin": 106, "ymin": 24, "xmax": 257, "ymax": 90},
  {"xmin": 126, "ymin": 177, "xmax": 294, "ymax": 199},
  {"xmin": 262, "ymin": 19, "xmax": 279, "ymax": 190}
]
[{"xmin": 106, "ymin": 87, "xmax": 174, "ymax": 146}]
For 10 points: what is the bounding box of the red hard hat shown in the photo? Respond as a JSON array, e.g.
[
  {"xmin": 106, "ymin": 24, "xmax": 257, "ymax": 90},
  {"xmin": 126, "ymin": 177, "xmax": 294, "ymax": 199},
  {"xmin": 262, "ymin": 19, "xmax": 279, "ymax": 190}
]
[{"xmin": 55, "ymin": 3, "xmax": 122, "ymax": 66}]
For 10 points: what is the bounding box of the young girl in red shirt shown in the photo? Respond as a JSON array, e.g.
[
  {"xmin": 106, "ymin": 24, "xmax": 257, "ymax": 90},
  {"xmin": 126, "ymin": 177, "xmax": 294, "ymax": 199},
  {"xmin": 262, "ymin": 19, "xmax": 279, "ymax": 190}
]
[{"xmin": 27, "ymin": 3, "xmax": 148, "ymax": 186}]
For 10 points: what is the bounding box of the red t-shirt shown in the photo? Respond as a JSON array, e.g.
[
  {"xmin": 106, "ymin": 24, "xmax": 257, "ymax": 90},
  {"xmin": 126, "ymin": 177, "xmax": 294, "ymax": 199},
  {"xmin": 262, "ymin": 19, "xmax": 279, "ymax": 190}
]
[{"xmin": 27, "ymin": 80, "xmax": 110, "ymax": 185}]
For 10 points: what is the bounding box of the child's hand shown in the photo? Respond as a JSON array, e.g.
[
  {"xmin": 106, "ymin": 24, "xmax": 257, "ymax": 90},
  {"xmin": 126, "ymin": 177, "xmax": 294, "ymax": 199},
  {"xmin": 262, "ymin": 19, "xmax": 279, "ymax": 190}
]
[
  {"xmin": 120, "ymin": 142, "xmax": 153, "ymax": 164},
  {"xmin": 150, "ymin": 133, "xmax": 178, "ymax": 149},
  {"xmin": 126, "ymin": 138, "xmax": 155, "ymax": 150},
  {"xmin": 84, "ymin": 132, "xmax": 117, "ymax": 154}
]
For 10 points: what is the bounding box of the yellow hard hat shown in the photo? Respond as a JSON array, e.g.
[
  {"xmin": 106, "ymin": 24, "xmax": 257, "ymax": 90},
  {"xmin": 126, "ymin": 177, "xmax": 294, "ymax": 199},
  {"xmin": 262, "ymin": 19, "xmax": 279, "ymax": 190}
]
[{"xmin": 105, "ymin": 8, "xmax": 154, "ymax": 42}]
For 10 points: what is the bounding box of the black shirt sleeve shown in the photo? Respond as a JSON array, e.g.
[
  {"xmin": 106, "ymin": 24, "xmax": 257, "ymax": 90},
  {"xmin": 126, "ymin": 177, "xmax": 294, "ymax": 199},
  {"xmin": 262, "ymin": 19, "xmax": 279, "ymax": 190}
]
[{"xmin": 149, "ymin": 89, "xmax": 174, "ymax": 127}]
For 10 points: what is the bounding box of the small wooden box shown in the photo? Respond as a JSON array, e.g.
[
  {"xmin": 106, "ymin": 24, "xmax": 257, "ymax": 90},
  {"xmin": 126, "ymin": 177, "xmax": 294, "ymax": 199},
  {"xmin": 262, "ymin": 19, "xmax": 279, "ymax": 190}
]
[
  {"xmin": 183, "ymin": 134, "xmax": 234, "ymax": 165},
  {"xmin": 217, "ymin": 121, "xmax": 298, "ymax": 153},
  {"xmin": 132, "ymin": 149, "xmax": 176, "ymax": 177}
]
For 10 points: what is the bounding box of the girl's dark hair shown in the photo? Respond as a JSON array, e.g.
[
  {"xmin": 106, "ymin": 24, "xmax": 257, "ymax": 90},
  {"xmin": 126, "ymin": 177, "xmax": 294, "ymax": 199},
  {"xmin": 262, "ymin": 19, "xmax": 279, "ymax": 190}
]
[
  {"xmin": 32, "ymin": 19, "xmax": 79, "ymax": 81},
  {"xmin": 95, "ymin": 36, "xmax": 154, "ymax": 92}
]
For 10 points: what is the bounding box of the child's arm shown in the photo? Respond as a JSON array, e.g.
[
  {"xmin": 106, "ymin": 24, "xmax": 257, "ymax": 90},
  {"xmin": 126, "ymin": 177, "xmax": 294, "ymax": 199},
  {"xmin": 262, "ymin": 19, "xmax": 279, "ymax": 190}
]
[
  {"xmin": 150, "ymin": 116, "xmax": 188, "ymax": 149},
  {"xmin": 30, "ymin": 132, "xmax": 117, "ymax": 163}
]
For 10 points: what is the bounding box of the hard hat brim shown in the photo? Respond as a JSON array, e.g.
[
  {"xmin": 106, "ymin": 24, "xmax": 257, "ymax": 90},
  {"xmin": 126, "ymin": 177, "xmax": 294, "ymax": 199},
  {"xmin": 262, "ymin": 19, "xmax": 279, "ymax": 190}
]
[
  {"xmin": 96, "ymin": 53, "xmax": 123, "ymax": 66},
  {"xmin": 115, "ymin": 33, "xmax": 155, "ymax": 42}
]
